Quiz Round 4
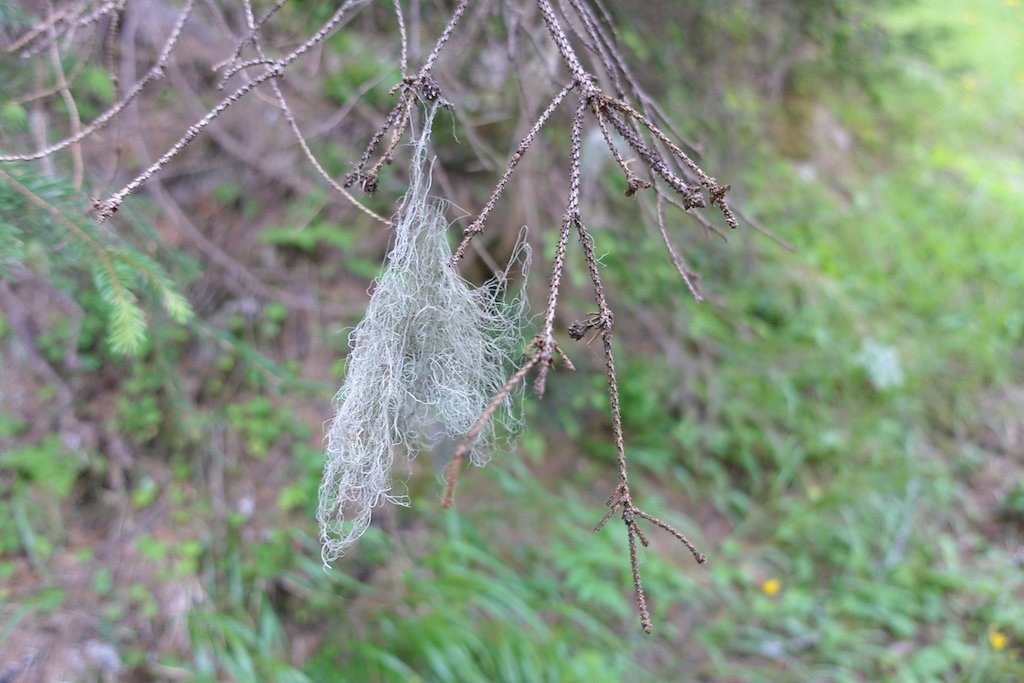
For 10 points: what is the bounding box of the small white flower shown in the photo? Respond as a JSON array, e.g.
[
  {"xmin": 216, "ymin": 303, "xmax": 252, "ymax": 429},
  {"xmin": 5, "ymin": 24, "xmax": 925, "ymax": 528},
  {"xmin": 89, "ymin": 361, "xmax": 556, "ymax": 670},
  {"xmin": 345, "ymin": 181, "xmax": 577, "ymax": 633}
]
[{"xmin": 857, "ymin": 338, "xmax": 904, "ymax": 390}]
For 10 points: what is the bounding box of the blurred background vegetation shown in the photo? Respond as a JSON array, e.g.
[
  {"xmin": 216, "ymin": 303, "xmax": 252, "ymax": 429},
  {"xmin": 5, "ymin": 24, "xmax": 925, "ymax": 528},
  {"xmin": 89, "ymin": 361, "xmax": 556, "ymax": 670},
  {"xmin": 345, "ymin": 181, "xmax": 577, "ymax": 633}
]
[{"xmin": 1, "ymin": 0, "xmax": 1023, "ymax": 681}]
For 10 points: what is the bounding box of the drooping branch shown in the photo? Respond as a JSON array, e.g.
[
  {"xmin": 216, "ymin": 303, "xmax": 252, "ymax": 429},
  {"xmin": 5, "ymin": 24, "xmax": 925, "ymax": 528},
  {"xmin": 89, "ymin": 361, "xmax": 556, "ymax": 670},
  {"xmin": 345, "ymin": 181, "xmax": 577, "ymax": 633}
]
[{"xmin": 446, "ymin": 0, "xmax": 718, "ymax": 634}]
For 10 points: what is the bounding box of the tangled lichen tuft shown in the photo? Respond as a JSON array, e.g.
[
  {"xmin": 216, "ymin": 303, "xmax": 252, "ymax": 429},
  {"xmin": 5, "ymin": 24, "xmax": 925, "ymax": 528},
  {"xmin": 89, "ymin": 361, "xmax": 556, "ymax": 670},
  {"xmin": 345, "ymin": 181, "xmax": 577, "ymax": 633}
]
[{"xmin": 318, "ymin": 105, "xmax": 529, "ymax": 564}]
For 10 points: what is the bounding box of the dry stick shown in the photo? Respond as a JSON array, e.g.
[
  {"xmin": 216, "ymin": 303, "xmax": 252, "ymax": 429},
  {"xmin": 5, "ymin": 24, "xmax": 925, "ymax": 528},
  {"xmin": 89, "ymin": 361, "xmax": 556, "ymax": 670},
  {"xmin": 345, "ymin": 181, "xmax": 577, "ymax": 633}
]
[
  {"xmin": 605, "ymin": 98, "xmax": 713, "ymax": 187},
  {"xmin": 578, "ymin": 7, "xmax": 705, "ymax": 220},
  {"xmin": 95, "ymin": 67, "xmax": 277, "ymax": 220},
  {"xmin": 94, "ymin": 0, "xmax": 368, "ymax": 219},
  {"xmin": 588, "ymin": 0, "xmax": 619, "ymax": 41},
  {"xmin": 625, "ymin": 513, "xmax": 651, "ymax": 633},
  {"xmin": 602, "ymin": 107, "xmax": 702, "ymax": 207},
  {"xmin": 655, "ymin": 194, "xmax": 702, "ymax": 301},
  {"xmin": 441, "ymin": 351, "xmax": 541, "ymax": 508},
  {"xmin": 218, "ymin": 58, "xmax": 279, "ymax": 83},
  {"xmin": 593, "ymin": 105, "xmax": 650, "ymax": 197},
  {"xmin": 270, "ymin": 79, "xmax": 392, "ymax": 223},
  {"xmin": 634, "ymin": 509, "xmax": 706, "ymax": 565},
  {"xmin": 573, "ymin": 214, "xmax": 655, "ymax": 631},
  {"xmin": 111, "ymin": 2, "xmax": 341, "ymax": 315},
  {"xmin": 570, "ymin": 0, "xmax": 701, "ymax": 157},
  {"xmin": 163, "ymin": 63, "xmax": 310, "ymax": 197},
  {"xmin": 534, "ymin": 95, "xmax": 588, "ymax": 397},
  {"xmin": 98, "ymin": 0, "xmax": 126, "ymax": 194},
  {"xmin": 576, "ymin": 217, "xmax": 705, "ymax": 633},
  {"xmin": 560, "ymin": 0, "xmax": 715, "ymax": 250},
  {"xmin": 449, "ymin": 79, "xmax": 576, "ymax": 266},
  {"xmin": 367, "ymin": 98, "xmax": 413, "ymax": 179},
  {"xmin": 567, "ymin": 0, "xmax": 689, "ymax": 184},
  {"xmin": 417, "ymin": 0, "xmax": 470, "ymax": 76},
  {"xmin": 123, "ymin": 64, "xmax": 326, "ymax": 313},
  {"xmin": 0, "ymin": 0, "xmax": 196, "ymax": 163},
  {"xmin": 393, "ymin": 0, "xmax": 409, "ymax": 76},
  {"xmin": 564, "ymin": 0, "xmax": 625, "ymax": 97},
  {"xmin": 76, "ymin": 0, "xmax": 120, "ymax": 31},
  {"xmin": 579, "ymin": 11, "xmax": 716, "ymax": 250},
  {"xmin": 345, "ymin": 93, "xmax": 413, "ymax": 192},
  {"xmin": 538, "ymin": 0, "xmax": 716, "ymax": 228},
  {"xmin": 537, "ymin": 0, "xmax": 594, "ymax": 93},
  {"xmin": 239, "ymin": 0, "xmax": 390, "ymax": 225},
  {"xmin": 531, "ymin": 63, "xmax": 704, "ymax": 634}
]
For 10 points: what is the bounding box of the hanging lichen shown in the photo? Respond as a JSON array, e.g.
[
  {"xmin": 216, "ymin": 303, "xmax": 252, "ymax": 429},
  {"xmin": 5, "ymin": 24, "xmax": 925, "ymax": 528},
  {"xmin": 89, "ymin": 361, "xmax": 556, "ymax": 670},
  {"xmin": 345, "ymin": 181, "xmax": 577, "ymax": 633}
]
[{"xmin": 318, "ymin": 105, "xmax": 530, "ymax": 564}]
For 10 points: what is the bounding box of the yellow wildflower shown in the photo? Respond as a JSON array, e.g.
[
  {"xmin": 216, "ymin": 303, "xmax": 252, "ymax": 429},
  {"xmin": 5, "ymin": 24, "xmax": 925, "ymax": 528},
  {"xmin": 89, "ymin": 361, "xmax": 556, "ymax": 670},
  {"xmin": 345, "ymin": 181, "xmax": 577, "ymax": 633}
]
[
  {"xmin": 761, "ymin": 578, "xmax": 781, "ymax": 597},
  {"xmin": 989, "ymin": 629, "xmax": 1008, "ymax": 651}
]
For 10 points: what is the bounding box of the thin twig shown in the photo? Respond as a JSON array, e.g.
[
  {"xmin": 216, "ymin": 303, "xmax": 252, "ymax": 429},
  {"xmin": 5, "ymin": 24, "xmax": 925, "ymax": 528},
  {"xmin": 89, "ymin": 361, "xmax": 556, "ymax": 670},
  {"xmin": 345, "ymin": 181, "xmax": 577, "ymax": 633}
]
[
  {"xmin": 442, "ymin": 350, "xmax": 541, "ymax": 508},
  {"xmin": 593, "ymin": 104, "xmax": 650, "ymax": 197},
  {"xmin": 214, "ymin": 0, "xmax": 291, "ymax": 86},
  {"xmin": 450, "ymin": 80, "xmax": 576, "ymax": 266},
  {"xmin": 95, "ymin": 0, "xmax": 368, "ymax": 219},
  {"xmin": 393, "ymin": 0, "xmax": 409, "ymax": 76},
  {"xmin": 626, "ymin": 514, "xmax": 652, "ymax": 633},
  {"xmin": 534, "ymin": 94, "xmax": 588, "ymax": 397},
  {"xmin": 634, "ymin": 509, "xmax": 706, "ymax": 564},
  {"xmin": 655, "ymin": 194, "xmax": 702, "ymax": 301},
  {"xmin": 240, "ymin": 0, "xmax": 390, "ymax": 224},
  {"xmin": 417, "ymin": 0, "xmax": 470, "ymax": 75}
]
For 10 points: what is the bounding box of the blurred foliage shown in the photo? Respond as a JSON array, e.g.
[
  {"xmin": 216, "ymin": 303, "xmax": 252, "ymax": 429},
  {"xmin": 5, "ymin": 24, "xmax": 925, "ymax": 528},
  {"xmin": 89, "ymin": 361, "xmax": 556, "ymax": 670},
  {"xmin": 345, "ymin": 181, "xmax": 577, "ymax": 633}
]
[
  {"xmin": 0, "ymin": 164, "xmax": 193, "ymax": 354},
  {"xmin": 2, "ymin": 0, "xmax": 1024, "ymax": 681}
]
